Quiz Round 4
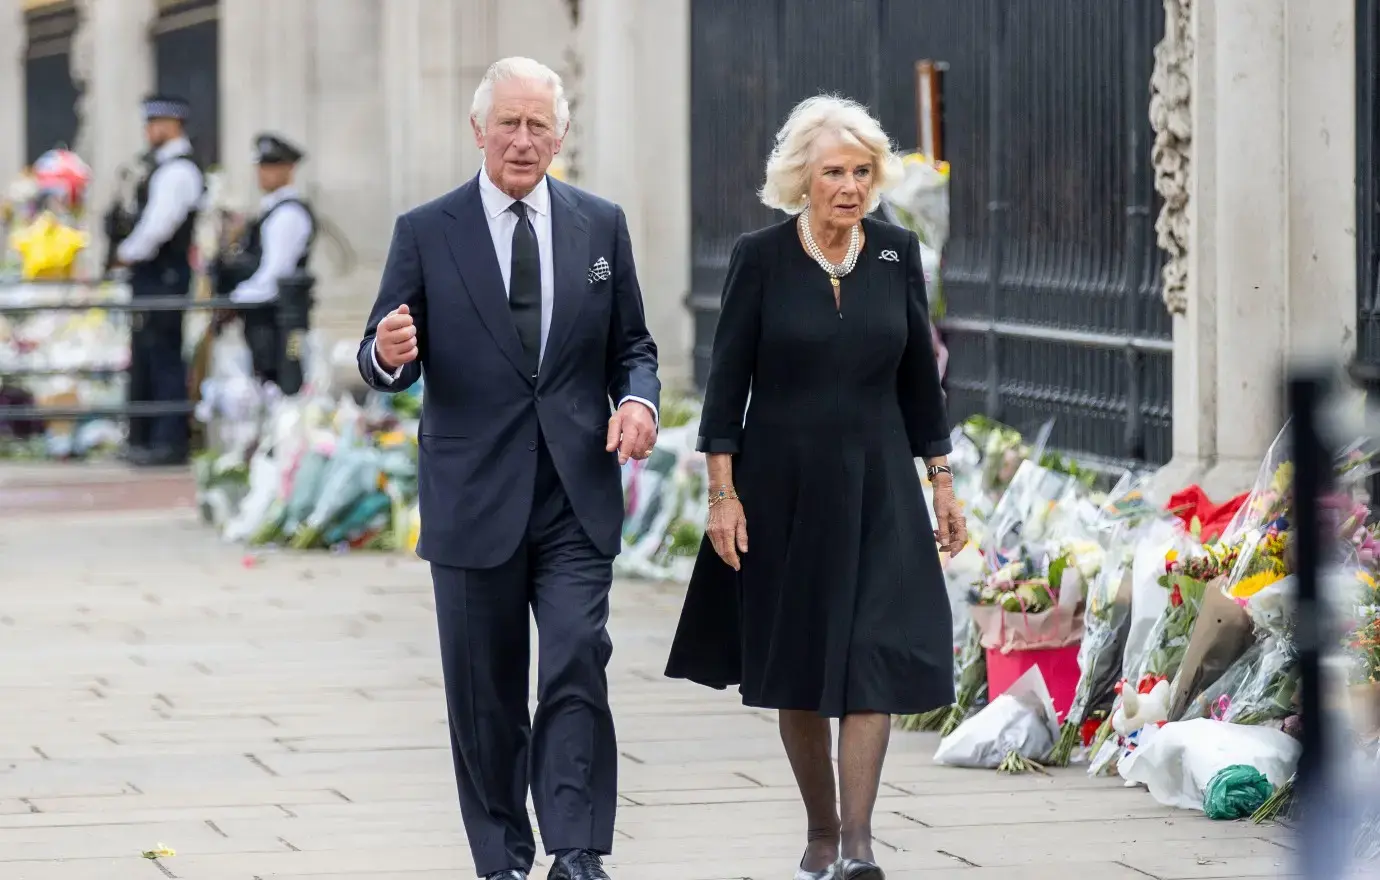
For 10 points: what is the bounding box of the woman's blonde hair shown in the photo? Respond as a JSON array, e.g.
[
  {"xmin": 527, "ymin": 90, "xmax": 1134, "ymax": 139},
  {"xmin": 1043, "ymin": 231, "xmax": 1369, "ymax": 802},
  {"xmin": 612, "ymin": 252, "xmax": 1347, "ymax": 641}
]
[{"xmin": 759, "ymin": 95, "xmax": 904, "ymax": 215}]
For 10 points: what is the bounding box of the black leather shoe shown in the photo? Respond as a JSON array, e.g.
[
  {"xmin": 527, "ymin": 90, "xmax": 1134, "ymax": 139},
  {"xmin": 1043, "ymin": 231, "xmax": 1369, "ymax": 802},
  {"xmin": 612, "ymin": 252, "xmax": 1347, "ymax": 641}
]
[
  {"xmin": 838, "ymin": 859, "xmax": 884, "ymax": 880},
  {"xmin": 547, "ymin": 849, "xmax": 610, "ymax": 880},
  {"xmin": 486, "ymin": 871, "xmax": 526, "ymax": 880}
]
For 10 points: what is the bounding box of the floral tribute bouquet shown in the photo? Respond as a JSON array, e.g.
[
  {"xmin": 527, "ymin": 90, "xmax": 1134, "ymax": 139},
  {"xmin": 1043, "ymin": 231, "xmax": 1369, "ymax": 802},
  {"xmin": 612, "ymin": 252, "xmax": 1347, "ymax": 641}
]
[
  {"xmin": 1049, "ymin": 517, "xmax": 1146, "ymax": 765},
  {"xmin": 1085, "ymin": 531, "xmax": 1230, "ymax": 774},
  {"xmin": 884, "ymin": 153, "xmax": 950, "ymax": 317}
]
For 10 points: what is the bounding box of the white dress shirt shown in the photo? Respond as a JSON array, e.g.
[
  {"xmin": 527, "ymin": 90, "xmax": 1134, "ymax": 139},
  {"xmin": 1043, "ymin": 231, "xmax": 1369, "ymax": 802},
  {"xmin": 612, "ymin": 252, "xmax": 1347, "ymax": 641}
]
[
  {"xmin": 229, "ymin": 186, "xmax": 314, "ymax": 304},
  {"xmin": 116, "ymin": 137, "xmax": 204, "ymax": 265},
  {"xmin": 372, "ymin": 169, "xmax": 656, "ymax": 421}
]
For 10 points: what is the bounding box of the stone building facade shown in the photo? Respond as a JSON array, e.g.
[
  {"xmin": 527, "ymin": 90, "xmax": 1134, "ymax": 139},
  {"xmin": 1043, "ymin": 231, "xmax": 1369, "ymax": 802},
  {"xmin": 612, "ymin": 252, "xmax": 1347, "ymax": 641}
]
[
  {"xmin": 0, "ymin": 0, "xmax": 1369, "ymax": 489},
  {"xmin": 0, "ymin": 0, "xmax": 692, "ymax": 382}
]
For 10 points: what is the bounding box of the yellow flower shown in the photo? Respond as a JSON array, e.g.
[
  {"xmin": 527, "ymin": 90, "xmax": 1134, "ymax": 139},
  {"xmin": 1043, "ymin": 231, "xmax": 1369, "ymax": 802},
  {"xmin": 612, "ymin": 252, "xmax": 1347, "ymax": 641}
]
[
  {"xmin": 1165, "ymin": 549, "xmax": 1179, "ymax": 565},
  {"xmin": 1359, "ymin": 570, "xmax": 1377, "ymax": 589},
  {"xmin": 9, "ymin": 212, "xmax": 88, "ymax": 279},
  {"xmin": 1229, "ymin": 569, "xmax": 1285, "ymax": 600},
  {"xmin": 141, "ymin": 843, "xmax": 176, "ymax": 859}
]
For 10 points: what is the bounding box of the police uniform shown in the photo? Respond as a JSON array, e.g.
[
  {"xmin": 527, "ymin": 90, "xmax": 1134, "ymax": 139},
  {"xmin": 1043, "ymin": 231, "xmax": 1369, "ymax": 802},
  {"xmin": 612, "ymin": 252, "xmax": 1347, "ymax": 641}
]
[
  {"xmin": 118, "ymin": 95, "xmax": 205, "ymax": 465},
  {"xmin": 221, "ymin": 134, "xmax": 315, "ymax": 384}
]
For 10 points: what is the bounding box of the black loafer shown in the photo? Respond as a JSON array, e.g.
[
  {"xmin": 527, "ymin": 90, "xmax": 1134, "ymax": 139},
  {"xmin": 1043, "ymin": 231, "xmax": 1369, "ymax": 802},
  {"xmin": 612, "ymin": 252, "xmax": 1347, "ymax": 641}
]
[
  {"xmin": 486, "ymin": 871, "xmax": 526, "ymax": 880},
  {"xmin": 839, "ymin": 859, "xmax": 884, "ymax": 880}
]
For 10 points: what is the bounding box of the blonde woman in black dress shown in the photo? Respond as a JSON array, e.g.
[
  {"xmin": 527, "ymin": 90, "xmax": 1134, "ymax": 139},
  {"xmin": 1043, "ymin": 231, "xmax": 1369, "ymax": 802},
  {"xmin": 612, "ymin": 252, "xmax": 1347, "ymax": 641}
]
[{"xmin": 666, "ymin": 95, "xmax": 968, "ymax": 880}]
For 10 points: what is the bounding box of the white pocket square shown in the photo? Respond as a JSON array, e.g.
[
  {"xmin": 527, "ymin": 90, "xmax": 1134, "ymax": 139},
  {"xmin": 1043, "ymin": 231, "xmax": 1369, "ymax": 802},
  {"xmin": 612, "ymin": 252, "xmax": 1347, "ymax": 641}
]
[
  {"xmin": 588, "ymin": 257, "xmax": 611, "ymax": 284},
  {"xmin": 879, "ymin": 249, "xmax": 900, "ymax": 263}
]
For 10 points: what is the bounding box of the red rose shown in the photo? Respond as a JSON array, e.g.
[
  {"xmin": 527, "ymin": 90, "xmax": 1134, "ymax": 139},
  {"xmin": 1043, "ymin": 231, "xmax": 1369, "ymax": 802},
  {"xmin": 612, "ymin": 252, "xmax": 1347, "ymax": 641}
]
[
  {"xmin": 1080, "ymin": 717, "xmax": 1102, "ymax": 746},
  {"xmin": 1170, "ymin": 584, "xmax": 1183, "ymax": 608}
]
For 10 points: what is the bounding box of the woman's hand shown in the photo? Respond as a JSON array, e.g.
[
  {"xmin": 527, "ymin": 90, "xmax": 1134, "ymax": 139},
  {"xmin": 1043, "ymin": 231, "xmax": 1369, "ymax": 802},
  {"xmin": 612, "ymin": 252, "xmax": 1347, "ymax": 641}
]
[
  {"xmin": 931, "ymin": 474, "xmax": 969, "ymax": 555},
  {"xmin": 707, "ymin": 496, "xmax": 749, "ymax": 571}
]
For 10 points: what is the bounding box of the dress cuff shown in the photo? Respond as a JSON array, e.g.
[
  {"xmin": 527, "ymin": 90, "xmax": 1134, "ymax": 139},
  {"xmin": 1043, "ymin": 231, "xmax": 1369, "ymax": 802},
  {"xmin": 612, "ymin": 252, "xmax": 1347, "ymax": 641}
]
[
  {"xmin": 914, "ymin": 436, "xmax": 954, "ymax": 459},
  {"xmin": 696, "ymin": 435, "xmax": 741, "ymax": 455}
]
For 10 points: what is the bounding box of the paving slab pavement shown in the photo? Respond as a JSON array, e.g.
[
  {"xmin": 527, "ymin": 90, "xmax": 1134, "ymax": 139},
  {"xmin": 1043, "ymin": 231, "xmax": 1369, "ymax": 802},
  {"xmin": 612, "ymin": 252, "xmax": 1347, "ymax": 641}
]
[{"xmin": 0, "ymin": 467, "xmax": 1296, "ymax": 879}]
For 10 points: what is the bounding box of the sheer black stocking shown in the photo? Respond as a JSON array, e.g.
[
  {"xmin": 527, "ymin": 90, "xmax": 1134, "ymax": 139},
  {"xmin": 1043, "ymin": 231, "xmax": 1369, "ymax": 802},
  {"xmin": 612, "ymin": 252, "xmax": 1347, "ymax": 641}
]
[
  {"xmin": 838, "ymin": 711, "xmax": 890, "ymax": 862},
  {"xmin": 778, "ymin": 709, "xmax": 840, "ymax": 871}
]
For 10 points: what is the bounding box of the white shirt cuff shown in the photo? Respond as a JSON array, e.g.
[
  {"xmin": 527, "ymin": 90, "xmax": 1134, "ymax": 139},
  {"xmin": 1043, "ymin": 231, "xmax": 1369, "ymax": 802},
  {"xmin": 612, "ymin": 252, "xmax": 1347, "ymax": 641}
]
[
  {"xmin": 371, "ymin": 340, "xmax": 404, "ymax": 384},
  {"xmin": 619, "ymin": 395, "xmax": 658, "ymax": 427}
]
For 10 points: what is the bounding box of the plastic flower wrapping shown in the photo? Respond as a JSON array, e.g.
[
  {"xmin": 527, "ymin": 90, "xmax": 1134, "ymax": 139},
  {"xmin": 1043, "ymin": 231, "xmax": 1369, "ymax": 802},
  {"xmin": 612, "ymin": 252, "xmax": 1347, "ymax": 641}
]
[
  {"xmin": 194, "ymin": 330, "xmax": 421, "ymax": 552},
  {"xmin": 884, "ymin": 153, "xmax": 949, "ymax": 316},
  {"xmin": 0, "ymin": 281, "xmax": 131, "ymax": 458}
]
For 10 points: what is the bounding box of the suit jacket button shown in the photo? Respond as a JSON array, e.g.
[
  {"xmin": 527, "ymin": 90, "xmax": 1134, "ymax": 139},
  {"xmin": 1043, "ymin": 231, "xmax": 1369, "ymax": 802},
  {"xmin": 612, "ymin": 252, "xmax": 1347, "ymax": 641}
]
[{"xmin": 528, "ymin": 441, "xmax": 537, "ymax": 451}]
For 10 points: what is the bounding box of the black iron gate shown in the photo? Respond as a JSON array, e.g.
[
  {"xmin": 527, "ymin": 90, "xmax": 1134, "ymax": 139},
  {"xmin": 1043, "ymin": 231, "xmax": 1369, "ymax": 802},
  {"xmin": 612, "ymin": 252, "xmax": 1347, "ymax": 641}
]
[
  {"xmin": 152, "ymin": 0, "xmax": 220, "ymax": 167},
  {"xmin": 1359, "ymin": 0, "xmax": 1380, "ymax": 367},
  {"xmin": 688, "ymin": 0, "xmax": 1173, "ymax": 468},
  {"xmin": 23, "ymin": 0, "xmax": 80, "ymax": 164}
]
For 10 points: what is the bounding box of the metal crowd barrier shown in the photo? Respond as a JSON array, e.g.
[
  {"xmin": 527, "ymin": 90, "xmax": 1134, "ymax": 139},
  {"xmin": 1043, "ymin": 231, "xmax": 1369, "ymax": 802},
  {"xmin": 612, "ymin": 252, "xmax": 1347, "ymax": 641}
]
[{"xmin": 0, "ymin": 272, "xmax": 314, "ymax": 425}]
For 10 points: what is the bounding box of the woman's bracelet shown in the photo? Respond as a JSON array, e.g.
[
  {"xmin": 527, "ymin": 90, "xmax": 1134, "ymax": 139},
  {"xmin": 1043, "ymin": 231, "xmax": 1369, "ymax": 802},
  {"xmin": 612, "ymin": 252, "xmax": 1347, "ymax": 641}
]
[
  {"xmin": 926, "ymin": 464, "xmax": 954, "ymax": 482},
  {"xmin": 708, "ymin": 484, "xmax": 740, "ymax": 507}
]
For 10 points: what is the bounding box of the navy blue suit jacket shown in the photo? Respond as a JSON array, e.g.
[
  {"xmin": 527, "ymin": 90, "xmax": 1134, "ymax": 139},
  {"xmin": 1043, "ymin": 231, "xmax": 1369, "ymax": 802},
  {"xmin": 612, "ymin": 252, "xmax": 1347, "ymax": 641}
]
[{"xmin": 357, "ymin": 176, "xmax": 660, "ymax": 569}]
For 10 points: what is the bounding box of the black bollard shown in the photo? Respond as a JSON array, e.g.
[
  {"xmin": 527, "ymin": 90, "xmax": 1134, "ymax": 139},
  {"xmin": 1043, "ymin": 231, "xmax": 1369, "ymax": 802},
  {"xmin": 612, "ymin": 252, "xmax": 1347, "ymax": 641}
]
[{"xmin": 274, "ymin": 271, "xmax": 315, "ymax": 395}]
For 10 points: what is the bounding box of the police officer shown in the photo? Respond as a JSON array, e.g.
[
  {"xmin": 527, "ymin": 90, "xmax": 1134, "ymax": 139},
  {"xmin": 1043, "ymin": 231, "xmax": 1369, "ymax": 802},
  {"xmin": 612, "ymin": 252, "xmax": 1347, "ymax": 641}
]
[
  {"xmin": 218, "ymin": 133, "xmax": 315, "ymax": 386},
  {"xmin": 114, "ymin": 94, "xmax": 205, "ymax": 467}
]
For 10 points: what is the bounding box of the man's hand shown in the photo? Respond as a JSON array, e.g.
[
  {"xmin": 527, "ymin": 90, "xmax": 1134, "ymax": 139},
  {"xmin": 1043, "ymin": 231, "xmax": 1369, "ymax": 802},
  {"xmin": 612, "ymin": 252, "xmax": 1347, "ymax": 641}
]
[
  {"xmin": 376, "ymin": 304, "xmax": 419, "ymax": 370},
  {"xmin": 606, "ymin": 400, "xmax": 657, "ymax": 466}
]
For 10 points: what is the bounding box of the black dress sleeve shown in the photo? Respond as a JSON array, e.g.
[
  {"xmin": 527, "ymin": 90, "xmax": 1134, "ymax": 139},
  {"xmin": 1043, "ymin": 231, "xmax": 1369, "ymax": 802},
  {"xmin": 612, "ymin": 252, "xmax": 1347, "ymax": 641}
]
[
  {"xmin": 696, "ymin": 235, "xmax": 763, "ymax": 454},
  {"xmin": 897, "ymin": 231, "xmax": 954, "ymax": 458}
]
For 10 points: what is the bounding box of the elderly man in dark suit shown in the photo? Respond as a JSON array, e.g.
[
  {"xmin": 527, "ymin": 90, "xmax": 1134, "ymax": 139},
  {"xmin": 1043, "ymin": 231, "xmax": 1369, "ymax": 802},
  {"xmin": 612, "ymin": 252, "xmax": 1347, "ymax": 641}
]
[{"xmin": 357, "ymin": 56, "xmax": 660, "ymax": 880}]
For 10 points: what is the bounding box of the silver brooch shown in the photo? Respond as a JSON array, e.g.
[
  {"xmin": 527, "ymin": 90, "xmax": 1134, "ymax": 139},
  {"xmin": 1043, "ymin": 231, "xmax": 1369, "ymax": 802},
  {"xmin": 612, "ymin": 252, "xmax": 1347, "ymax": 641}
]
[
  {"xmin": 588, "ymin": 257, "xmax": 611, "ymax": 284},
  {"xmin": 879, "ymin": 249, "xmax": 900, "ymax": 263}
]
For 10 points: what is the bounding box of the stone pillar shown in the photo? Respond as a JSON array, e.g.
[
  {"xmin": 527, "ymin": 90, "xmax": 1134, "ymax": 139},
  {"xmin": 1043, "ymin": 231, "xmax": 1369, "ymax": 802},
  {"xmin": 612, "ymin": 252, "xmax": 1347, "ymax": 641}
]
[
  {"xmin": 1282, "ymin": 0, "xmax": 1356, "ymax": 363},
  {"xmin": 631, "ymin": 0, "xmax": 691, "ymax": 383},
  {"xmin": 578, "ymin": 0, "xmax": 692, "ymax": 384},
  {"xmin": 1200, "ymin": 0, "xmax": 1290, "ymax": 495},
  {"xmin": 309, "ymin": 0, "xmax": 388, "ymax": 264},
  {"xmin": 218, "ymin": 0, "xmax": 268, "ymax": 213},
  {"xmin": 0, "ymin": 0, "xmax": 23, "ymax": 180},
  {"xmin": 1160, "ymin": 0, "xmax": 1357, "ymax": 498},
  {"xmin": 71, "ymin": 0, "xmax": 156, "ymax": 272},
  {"xmin": 579, "ymin": 0, "xmax": 636, "ymax": 209}
]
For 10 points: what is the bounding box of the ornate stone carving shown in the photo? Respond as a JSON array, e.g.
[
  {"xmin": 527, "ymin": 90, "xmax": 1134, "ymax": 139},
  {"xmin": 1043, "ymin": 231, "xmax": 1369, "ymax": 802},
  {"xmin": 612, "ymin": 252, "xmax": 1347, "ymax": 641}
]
[{"xmin": 1149, "ymin": 0, "xmax": 1192, "ymax": 315}]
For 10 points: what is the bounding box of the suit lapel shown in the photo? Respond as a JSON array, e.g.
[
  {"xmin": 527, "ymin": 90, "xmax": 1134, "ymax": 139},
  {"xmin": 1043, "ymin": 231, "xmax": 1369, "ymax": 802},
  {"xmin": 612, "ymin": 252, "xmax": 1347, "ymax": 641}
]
[
  {"xmin": 542, "ymin": 179, "xmax": 590, "ymax": 378},
  {"xmin": 441, "ymin": 181, "xmax": 531, "ymax": 381}
]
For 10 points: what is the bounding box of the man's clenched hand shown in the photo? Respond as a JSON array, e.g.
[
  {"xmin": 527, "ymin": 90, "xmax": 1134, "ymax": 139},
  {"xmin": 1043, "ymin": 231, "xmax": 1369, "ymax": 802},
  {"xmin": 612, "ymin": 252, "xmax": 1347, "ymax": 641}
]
[{"xmin": 375, "ymin": 304, "xmax": 418, "ymax": 370}]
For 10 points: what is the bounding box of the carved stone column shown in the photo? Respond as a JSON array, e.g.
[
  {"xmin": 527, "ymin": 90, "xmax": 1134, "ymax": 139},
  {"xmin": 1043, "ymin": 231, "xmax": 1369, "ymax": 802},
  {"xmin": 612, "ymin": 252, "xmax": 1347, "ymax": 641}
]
[{"xmin": 1149, "ymin": 0, "xmax": 1192, "ymax": 316}]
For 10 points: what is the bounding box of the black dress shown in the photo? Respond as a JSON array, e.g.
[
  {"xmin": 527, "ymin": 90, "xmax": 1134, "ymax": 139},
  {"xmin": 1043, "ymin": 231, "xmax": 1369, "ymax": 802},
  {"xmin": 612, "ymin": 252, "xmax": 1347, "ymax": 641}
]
[{"xmin": 664, "ymin": 217, "xmax": 955, "ymax": 717}]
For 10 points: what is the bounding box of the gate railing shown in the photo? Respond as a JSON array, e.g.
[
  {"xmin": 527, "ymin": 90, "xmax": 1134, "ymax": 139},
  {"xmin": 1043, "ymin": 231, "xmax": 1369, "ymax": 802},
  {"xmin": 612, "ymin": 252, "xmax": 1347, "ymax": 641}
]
[
  {"xmin": 686, "ymin": 0, "xmax": 1173, "ymax": 470},
  {"xmin": 1357, "ymin": 0, "xmax": 1380, "ymax": 369},
  {"xmin": 0, "ymin": 274, "xmax": 313, "ymax": 426}
]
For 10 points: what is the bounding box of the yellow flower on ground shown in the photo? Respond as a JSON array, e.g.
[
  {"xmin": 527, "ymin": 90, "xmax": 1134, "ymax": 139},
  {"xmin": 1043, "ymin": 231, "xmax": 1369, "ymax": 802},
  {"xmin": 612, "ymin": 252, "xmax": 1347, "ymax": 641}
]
[
  {"xmin": 141, "ymin": 843, "xmax": 176, "ymax": 859},
  {"xmin": 1229, "ymin": 569, "xmax": 1285, "ymax": 600}
]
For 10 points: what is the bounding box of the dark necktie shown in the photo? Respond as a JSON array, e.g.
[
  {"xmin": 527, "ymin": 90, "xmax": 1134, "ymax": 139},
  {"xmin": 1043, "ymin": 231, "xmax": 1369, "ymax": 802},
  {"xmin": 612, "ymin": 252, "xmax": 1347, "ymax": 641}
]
[{"xmin": 508, "ymin": 201, "xmax": 542, "ymax": 376}]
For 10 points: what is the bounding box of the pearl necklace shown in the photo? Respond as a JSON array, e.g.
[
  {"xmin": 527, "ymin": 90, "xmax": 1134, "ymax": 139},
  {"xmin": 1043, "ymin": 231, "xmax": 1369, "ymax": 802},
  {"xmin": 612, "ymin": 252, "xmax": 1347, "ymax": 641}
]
[{"xmin": 798, "ymin": 210, "xmax": 860, "ymax": 291}]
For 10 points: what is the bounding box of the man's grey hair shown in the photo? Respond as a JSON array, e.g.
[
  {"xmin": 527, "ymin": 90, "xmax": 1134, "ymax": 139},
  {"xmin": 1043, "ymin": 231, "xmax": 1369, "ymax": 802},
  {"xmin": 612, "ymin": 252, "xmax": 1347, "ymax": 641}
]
[{"xmin": 470, "ymin": 56, "xmax": 571, "ymax": 135}]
